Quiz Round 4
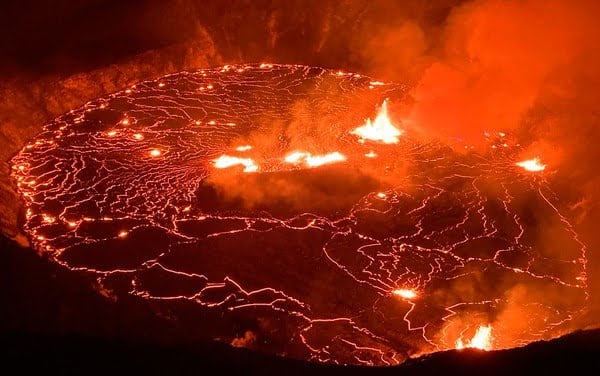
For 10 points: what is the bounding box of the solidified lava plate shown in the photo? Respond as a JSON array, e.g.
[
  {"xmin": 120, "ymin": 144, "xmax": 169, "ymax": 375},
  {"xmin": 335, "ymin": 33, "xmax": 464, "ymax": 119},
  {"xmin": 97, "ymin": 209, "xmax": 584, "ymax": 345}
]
[{"xmin": 11, "ymin": 64, "xmax": 588, "ymax": 365}]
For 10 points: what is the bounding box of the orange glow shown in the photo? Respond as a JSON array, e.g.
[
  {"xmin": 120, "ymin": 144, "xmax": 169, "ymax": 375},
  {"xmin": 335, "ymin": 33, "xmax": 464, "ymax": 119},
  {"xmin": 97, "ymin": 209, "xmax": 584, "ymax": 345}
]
[
  {"xmin": 284, "ymin": 151, "xmax": 310, "ymax": 164},
  {"xmin": 284, "ymin": 151, "xmax": 346, "ymax": 168},
  {"xmin": 42, "ymin": 213, "xmax": 56, "ymax": 224},
  {"xmin": 9, "ymin": 62, "xmax": 594, "ymax": 366},
  {"xmin": 516, "ymin": 157, "xmax": 546, "ymax": 172},
  {"xmin": 306, "ymin": 152, "xmax": 346, "ymax": 167},
  {"xmin": 456, "ymin": 325, "xmax": 493, "ymax": 351},
  {"xmin": 213, "ymin": 155, "xmax": 258, "ymax": 173},
  {"xmin": 351, "ymin": 100, "xmax": 402, "ymax": 144},
  {"xmin": 149, "ymin": 149, "xmax": 162, "ymax": 157},
  {"xmin": 120, "ymin": 118, "xmax": 130, "ymax": 125},
  {"xmin": 392, "ymin": 288, "xmax": 417, "ymax": 300}
]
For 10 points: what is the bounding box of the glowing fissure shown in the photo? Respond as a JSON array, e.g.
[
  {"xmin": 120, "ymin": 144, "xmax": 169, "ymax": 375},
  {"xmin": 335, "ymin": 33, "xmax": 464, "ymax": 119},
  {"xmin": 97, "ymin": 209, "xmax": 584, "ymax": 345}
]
[{"xmin": 10, "ymin": 64, "xmax": 587, "ymax": 366}]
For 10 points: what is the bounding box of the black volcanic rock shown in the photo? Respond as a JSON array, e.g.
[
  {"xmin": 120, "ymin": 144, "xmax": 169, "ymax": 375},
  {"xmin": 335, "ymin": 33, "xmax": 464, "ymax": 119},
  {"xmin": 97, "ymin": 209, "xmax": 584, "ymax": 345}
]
[
  {"xmin": 2, "ymin": 327, "xmax": 599, "ymax": 375},
  {"xmin": 2, "ymin": 235, "xmax": 599, "ymax": 375}
]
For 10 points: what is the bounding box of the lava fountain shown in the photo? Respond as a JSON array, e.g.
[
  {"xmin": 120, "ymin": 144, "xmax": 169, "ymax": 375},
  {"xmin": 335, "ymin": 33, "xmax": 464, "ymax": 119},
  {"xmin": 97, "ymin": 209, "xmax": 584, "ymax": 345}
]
[
  {"xmin": 10, "ymin": 64, "xmax": 588, "ymax": 366},
  {"xmin": 515, "ymin": 157, "xmax": 546, "ymax": 172},
  {"xmin": 456, "ymin": 325, "xmax": 493, "ymax": 351},
  {"xmin": 351, "ymin": 99, "xmax": 403, "ymax": 144}
]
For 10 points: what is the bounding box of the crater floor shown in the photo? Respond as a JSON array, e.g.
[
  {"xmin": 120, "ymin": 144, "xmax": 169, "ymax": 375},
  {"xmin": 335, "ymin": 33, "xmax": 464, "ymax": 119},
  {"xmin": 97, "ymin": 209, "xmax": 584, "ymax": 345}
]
[{"xmin": 11, "ymin": 64, "xmax": 587, "ymax": 365}]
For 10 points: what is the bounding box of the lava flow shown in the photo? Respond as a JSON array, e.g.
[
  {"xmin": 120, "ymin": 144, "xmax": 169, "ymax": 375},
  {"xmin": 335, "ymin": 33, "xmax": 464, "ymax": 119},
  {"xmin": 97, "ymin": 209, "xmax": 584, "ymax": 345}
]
[{"xmin": 10, "ymin": 64, "xmax": 588, "ymax": 366}]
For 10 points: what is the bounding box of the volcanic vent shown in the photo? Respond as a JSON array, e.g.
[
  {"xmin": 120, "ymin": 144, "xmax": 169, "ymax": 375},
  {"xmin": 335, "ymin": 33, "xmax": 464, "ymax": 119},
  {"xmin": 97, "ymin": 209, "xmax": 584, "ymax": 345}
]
[{"xmin": 11, "ymin": 64, "xmax": 587, "ymax": 365}]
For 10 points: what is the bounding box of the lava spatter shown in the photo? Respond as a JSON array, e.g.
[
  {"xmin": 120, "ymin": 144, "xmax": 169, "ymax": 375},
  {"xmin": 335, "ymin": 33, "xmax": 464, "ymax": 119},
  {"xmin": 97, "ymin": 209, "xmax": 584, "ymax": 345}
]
[{"xmin": 11, "ymin": 64, "xmax": 587, "ymax": 365}]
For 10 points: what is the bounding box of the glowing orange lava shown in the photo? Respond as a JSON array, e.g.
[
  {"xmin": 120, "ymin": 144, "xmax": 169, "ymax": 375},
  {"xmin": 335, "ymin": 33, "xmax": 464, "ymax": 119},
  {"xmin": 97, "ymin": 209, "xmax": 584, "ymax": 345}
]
[
  {"xmin": 392, "ymin": 289, "xmax": 418, "ymax": 300},
  {"xmin": 455, "ymin": 325, "xmax": 493, "ymax": 351},
  {"xmin": 284, "ymin": 151, "xmax": 310, "ymax": 164},
  {"xmin": 149, "ymin": 149, "xmax": 162, "ymax": 157},
  {"xmin": 42, "ymin": 213, "xmax": 55, "ymax": 224},
  {"xmin": 351, "ymin": 100, "xmax": 402, "ymax": 144},
  {"xmin": 305, "ymin": 152, "xmax": 346, "ymax": 167},
  {"xmin": 11, "ymin": 64, "xmax": 589, "ymax": 366},
  {"xmin": 213, "ymin": 155, "xmax": 258, "ymax": 173},
  {"xmin": 515, "ymin": 157, "xmax": 546, "ymax": 172}
]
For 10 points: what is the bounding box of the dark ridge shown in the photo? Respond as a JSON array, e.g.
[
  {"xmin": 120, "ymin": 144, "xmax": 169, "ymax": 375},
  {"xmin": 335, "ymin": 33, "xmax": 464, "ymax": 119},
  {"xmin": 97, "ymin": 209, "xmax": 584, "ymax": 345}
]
[
  {"xmin": 1, "ymin": 235, "xmax": 599, "ymax": 375},
  {"xmin": 2, "ymin": 326, "xmax": 599, "ymax": 375}
]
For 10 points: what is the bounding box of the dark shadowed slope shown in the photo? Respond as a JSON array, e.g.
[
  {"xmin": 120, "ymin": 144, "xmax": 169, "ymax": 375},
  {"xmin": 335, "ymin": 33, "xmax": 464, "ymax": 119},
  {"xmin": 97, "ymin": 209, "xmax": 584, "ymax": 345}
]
[{"xmin": 1, "ymin": 236, "xmax": 598, "ymax": 375}]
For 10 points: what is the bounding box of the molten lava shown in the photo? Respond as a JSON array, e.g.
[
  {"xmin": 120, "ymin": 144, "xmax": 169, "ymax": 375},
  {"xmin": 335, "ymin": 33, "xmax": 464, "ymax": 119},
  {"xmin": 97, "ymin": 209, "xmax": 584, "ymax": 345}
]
[
  {"xmin": 213, "ymin": 155, "xmax": 258, "ymax": 172},
  {"xmin": 305, "ymin": 152, "xmax": 346, "ymax": 167},
  {"xmin": 149, "ymin": 149, "xmax": 162, "ymax": 157},
  {"xmin": 10, "ymin": 64, "xmax": 588, "ymax": 366},
  {"xmin": 351, "ymin": 99, "xmax": 402, "ymax": 144},
  {"xmin": 456, "ymin": 325, "xmax": 493, "ymax": 351},
  {"xmin": 515, "ymin": 157, "xmax": 546, "ymax": 172},
  {"xmin": 392, "ymin": 289, "xmax": 418, "ymax": 300}
]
